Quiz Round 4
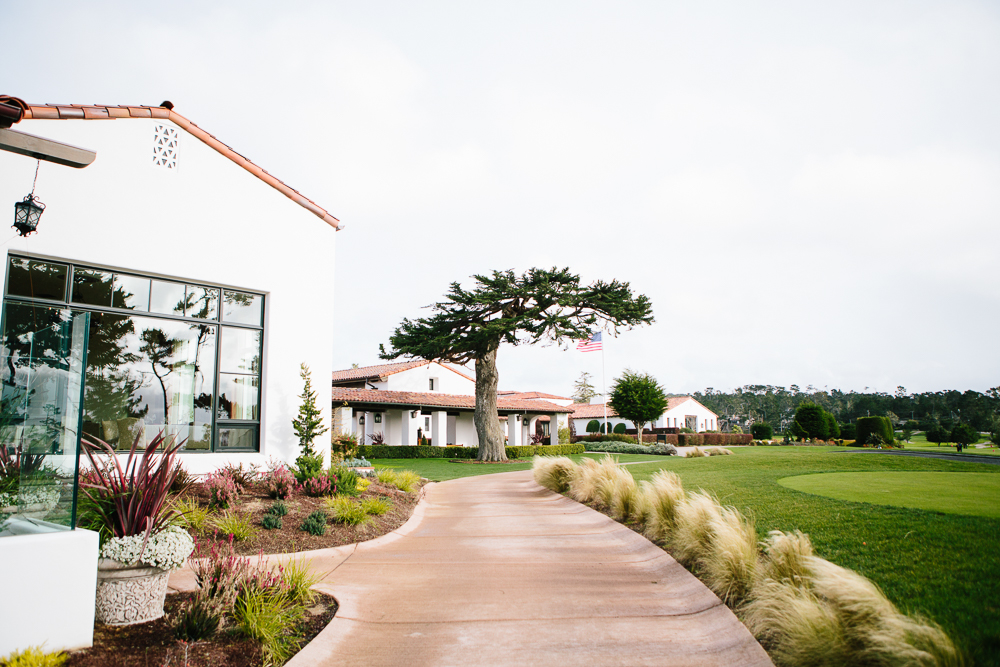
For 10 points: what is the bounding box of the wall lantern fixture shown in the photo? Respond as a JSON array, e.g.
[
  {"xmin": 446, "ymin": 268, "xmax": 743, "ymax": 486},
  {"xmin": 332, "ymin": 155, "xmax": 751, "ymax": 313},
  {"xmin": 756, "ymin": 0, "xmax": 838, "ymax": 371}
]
[
  {"xmin": 13, "ymin": 161, "xmax": 44, "ymax": 237},
  {"xmin": 374, "ymin": 413, "xmax": 382, "ymax": 423},
  {"xmin": 410, "ymin": 410, "xmax": 419, "ymax": 418},
  {"xmin": 358, "ymin": 415, "xmax": 365, "ymax": 425}
]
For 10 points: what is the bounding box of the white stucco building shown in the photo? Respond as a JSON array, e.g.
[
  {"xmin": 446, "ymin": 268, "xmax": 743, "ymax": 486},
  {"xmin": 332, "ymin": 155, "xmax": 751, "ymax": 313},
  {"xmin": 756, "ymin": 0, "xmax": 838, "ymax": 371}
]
[
  {"xmin": 571, "ymin": 396, "xmax": 720, "ymax": 433},
  {"xmin": 331, "ymin": 361, "xmax": 573, "ymax": 448},
  {"xmin": 0, "ymin": 97, "xmax": 342, "ymax": 655}
]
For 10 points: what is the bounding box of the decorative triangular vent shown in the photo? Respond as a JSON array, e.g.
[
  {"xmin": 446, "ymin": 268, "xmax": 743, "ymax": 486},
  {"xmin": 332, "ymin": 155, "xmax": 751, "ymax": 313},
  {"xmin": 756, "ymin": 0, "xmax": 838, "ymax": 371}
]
[{"xmin": 152, "ymin": 124, "xmax": 179, "ymax": 170}]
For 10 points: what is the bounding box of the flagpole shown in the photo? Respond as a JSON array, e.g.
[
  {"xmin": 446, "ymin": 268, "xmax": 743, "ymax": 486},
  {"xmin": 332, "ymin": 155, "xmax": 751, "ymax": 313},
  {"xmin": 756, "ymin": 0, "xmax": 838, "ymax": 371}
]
[{"xmin": 602, "ymin": 334, "xmax": 607, "ymax": 432}]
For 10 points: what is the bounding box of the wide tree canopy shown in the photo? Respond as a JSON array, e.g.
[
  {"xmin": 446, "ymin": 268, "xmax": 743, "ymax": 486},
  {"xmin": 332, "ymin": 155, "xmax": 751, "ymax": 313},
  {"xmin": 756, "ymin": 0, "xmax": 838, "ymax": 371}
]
[{"xmin": 380, "ymin": 267, "xmax": 653, "ymax": 460}]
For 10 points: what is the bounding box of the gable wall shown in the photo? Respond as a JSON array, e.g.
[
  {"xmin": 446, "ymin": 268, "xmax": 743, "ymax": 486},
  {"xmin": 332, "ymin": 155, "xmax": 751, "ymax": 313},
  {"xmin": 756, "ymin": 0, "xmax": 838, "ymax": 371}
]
[
  {"xmin": 380, "ymin": 362, "xmax": 475, "ymax": 394},
  {"xmin": 0, "ymin": 117, "xmax": 338, "ymax": 472}
]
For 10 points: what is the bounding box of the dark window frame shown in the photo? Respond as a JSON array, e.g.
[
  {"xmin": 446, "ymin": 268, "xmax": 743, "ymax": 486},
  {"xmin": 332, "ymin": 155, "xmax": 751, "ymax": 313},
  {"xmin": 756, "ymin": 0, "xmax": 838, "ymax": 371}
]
[{"xmin": 3, "ymin": 254, "xmax": 265, "ymax": 454}]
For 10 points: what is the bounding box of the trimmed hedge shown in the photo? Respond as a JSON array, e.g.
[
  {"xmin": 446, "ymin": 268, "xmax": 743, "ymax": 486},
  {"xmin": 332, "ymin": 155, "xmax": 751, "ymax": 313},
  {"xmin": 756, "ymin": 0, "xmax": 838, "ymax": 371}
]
[
  {"xmin": 677, "ymin": 433, "xmax": 752, "ymax": 446},
  {"xmin": 356, "ymin": 443, "xmax": 584, "ymax": 459},
  {"xmin": 584, "ymin": 441, "xmax": 678, "ymax": 456},
  {"xmin": 855, "ymin": 416, "xmax": 894, "ymax": 447},
  {"xmin": 574, "ymin": 433, "xmax": 639, "ymax": 444}
]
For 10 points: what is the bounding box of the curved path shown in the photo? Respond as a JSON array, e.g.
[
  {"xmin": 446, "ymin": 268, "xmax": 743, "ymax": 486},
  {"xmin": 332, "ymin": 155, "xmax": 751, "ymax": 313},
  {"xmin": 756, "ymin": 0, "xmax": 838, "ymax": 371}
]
[{"xmin": 279, "ymin": 470, "xmax": 772, "ymax": 667}]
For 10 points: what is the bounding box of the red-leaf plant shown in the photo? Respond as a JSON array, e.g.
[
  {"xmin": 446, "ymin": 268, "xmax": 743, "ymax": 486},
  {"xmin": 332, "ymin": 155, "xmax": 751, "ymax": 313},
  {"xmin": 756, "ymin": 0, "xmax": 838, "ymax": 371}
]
[{"xmin": 79, "ymin": 431, "xmax": 187, "ymax": 555}]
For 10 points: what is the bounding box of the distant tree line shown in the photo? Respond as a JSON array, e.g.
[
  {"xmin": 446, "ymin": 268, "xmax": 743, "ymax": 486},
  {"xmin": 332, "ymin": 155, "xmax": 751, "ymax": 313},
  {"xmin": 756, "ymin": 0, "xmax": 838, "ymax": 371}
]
[{"xmin": 692, "ymin": 385, "xmax": 1000, "ymax": 433}]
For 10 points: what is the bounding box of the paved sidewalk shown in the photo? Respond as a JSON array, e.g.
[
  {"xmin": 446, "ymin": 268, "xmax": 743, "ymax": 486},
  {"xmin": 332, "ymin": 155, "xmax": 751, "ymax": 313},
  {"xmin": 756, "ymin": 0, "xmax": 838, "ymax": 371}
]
[{"xmin": 273, "ymin": 470, "xmax": 772, "ymax": 667}]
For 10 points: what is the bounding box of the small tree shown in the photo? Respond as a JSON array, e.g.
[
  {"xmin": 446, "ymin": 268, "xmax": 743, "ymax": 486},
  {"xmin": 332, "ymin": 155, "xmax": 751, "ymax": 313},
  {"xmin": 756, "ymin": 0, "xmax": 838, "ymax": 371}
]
[
  {"xmin": 856, "ymin": 416, "xmax": 894, "ymax": 447},
  {"xmin": 925, "ymin": 424, "xmax": 949, "ymax": 447},
  {"xmin": 791, "ymin": 404, "xmax": 830, "ymax": 440},
  {"xmin": 750, "ymin": 422, "xmax": 773, "ymax": 440},
  {"xmin": 292, "ymin": 363, "xmax": 328, "ymax": 462},
  {"xmin": 572, "ymin": 372, "xmax": 598, "ymax": 404},
  {"xmin": 608, "ymin": 369, "xmax": 667, "ymax": 444},
  {"xmin": 951, "ymin": 423, "xmax": 979, "ymax": 452}
]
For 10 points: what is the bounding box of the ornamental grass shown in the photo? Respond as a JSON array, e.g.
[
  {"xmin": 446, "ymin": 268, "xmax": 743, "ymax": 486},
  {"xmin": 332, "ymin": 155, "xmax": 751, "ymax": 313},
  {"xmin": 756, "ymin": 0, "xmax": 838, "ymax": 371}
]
[{"xmin": 530, "ymin": 456, "xmax": 964, "ymax": 667}]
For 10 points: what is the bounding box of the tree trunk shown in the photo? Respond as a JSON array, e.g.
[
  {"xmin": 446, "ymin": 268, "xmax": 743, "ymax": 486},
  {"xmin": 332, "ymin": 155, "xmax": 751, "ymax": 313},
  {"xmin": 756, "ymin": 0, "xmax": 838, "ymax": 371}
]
[
  {"xmin": 637, "ymin": 422, "xmax": 644, "ymax": 446},
  {"xmin": 474, "ymin": 342, "xmax": 507, "ymax": 461}
]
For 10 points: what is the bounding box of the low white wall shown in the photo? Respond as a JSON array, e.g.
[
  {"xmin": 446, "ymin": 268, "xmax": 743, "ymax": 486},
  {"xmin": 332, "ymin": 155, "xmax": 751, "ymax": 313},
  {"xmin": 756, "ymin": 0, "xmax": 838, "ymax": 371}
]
[{"xmin": 0, "ymin": 528, "xmax": 99, "ymax": 655}]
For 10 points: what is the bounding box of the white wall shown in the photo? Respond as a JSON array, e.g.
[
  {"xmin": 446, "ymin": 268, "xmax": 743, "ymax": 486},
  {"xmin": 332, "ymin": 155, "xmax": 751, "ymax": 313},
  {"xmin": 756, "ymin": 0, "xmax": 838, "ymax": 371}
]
[
  {"xmin": 573, "ymin": 398, "xmax": 719, "ymax": 433},
  {"xmin": 0, "ymin": 528, "xmax": 99, "ymax": 655},
  {"xmin": 379, "ymin": 362, "xmax": 475, "ymax": 394},
  {"xmin": 0, "ymin": 117, "xmax": 339, "ymax": 473}
]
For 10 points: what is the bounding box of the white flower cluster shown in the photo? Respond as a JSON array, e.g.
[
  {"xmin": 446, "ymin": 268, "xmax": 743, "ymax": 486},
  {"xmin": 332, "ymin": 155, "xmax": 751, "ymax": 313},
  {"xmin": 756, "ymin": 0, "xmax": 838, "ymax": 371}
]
[
  {"xmin": 0, "ymin": 487, "xmax": 61, "ymax": 508},
  {"xmin": 101, "ymin": 525, "xmax": 195, "ymax": 571}
]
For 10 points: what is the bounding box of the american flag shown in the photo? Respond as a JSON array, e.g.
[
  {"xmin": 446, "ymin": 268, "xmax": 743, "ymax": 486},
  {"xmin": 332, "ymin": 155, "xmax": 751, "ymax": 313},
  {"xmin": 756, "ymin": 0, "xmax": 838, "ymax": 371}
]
[{"xmin": 576, "ymin": 331, "xmax": 602, "ymax": 352}]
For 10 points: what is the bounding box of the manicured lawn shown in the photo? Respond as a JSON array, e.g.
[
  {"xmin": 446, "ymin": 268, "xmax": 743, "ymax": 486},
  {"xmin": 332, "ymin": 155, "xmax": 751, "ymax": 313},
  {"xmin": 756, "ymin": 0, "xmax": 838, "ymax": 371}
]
[
  {"xmin": 622, "ymin": 447, "xmax": 1000, "ymax": 666},
  {"xmin": 780, "ymin": 471, "xmax": 1000, "ymax": 518},
  {"xmin": 902, "ymin": 433, "xmax": 1000, "ymax": 455},
  {"xmin": 371, "ymin": 453, "xmax": 662, "ymax": 482}
]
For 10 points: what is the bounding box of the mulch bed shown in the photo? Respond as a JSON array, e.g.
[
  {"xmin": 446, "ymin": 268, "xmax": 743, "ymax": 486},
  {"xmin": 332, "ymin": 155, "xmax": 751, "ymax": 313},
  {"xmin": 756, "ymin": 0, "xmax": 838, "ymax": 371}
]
[
  {"xmin": 185, "ymin": 479, "xmax": 423, "ymax": 556},
  {"xmin": 448, "ymin": 459, "xmax": 529, "ymax": 465},
  {"xmin": 66, "ymin": 592, "xmax": 337, "ymax": 667}
]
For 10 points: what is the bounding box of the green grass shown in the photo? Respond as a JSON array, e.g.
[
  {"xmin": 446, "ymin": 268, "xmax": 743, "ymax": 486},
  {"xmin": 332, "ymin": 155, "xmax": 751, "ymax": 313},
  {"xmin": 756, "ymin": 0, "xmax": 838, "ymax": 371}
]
[
  {"xmin": 370, "ymin": 453, "xmax": 664, "ymax": 482},
  {"xmin": 623, "ymin": 447, "xmax": 1000, "ymax": 666},
  {"xmin": 780, "ymin": 471, "xmax": 1000, "ymax": 518}
]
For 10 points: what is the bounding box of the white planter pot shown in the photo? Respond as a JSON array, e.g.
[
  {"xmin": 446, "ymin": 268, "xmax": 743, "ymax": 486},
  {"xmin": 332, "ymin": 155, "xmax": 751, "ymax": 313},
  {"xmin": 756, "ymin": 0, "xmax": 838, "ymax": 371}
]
[{"xmin": 95, "ymin": 558, "xmax": 170, "ymax": 626}]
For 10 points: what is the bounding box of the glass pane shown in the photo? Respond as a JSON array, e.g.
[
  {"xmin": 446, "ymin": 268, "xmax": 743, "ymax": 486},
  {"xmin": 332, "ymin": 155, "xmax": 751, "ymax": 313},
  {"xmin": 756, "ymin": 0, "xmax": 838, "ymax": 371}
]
[
  {"xmin": 149, "ymin": 280, "xmax": 186, "ymax": 317},
  {"xmin": 220, "ymin": 327, "xmax": 261, "ymax": 374},
  {"xmin": 112, "ymin": 275, "xmax": 150, "ymax": 311},
  {"xmin": 217, "ymin": 374, "xmax": 259, "ymax": 420},
  {"xmin": 222, "ymin": 291, "xmax": 262, "ymax": 326},
  {"xmin": 0, "ymin": 302, "xmax": 89, "ymax": 535},
  {"xmin": 71, "ymin": 269, "xmax": 114, "ymax": 306},
  {"xmin": 217, "ymin": 426, "xmax": 257, "ymax": 451},
  {"xmin": 81, "ymin": 314, "xmax": 215, "ymax": 451},
  {"xmin": 6, "ymin": 258, "xmax": 67, "ymax": 301},
  {"xmin": 185, "ymin": 286, "xmax": 219, "ymax": 320}
]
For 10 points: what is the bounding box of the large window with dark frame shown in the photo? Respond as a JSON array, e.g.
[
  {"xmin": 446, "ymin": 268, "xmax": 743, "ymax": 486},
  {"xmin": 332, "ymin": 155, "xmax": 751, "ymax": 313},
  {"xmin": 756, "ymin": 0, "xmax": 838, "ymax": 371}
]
[{"xmin": 1, "ymin": 255, "xmax": 264, "ymax": 453}]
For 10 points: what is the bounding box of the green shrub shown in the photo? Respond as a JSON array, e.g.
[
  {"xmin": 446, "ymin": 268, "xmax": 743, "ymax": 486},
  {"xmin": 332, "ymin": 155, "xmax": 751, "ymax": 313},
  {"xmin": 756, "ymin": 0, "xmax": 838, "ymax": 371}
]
[
  {"xmin": 612, "ymin": 423, "xmax": 627, "ymax": 434},
  {"xmin": 535, "ymin": 443, "xmax": 584, "ymax": 455},
  {"xmin": 357, "ymin": 443, "xmax": 583, "ymax": 459},
  {"xmin": 174, "ymin": 595, "xmax": 222, "ymax": 641},
  {"xmin": 557, "ymin": 426, "xmax": 571, "ymax": 444},
  {"xmin": 360, "ymin": 497, "xmax": 393, "ymax": 516},
  {"xmin": 856, "ymin": 416, "xmax": 894, "ymax": 447},
  {"xmin": 790, "ymin": 404, "xmax": 836, "ymax": 440},
  {"xmin": 292, "ymin": 452, "xmax": 324, "ymax": 484},
  {"xmin": 299, "ymin": 510, "xmax": 327, "ymax": 536},
  {"xmin": 267, "ymin": 500, "xmax": 289, "ymax": 517},
  {"xmin": 279, "ymin": 559, "xmax": 320, "ymax": 606},
  {"xmin": 174, "ymin": 497, "xmax": 212, "ymax": 532},
  {"xmin": 0, "ymin": 647, "xmax": 68, "ymax": 667},
  {"xmin": 577, "ymin": 433, "xmax": 638, "ymax": 444},
  {"xmin": 233, "ymin": 583, "xmax": 305, "ymax": 667},
  {"xmin": 586, "ymin": 419, "xmax": 601, "ymax": 433},
  {"xmin": 584, "ymin": 441, "xmax": 677, "ymax": 456},
  {"xmin": 750, "ymin": 423, "xmax": 773, "ymax": 440},
  {"xmin": 212, "ymin": 511, "xmax": 255, "ymax": 541},
  {"xmin": 505, "ymin": 445, "xmax": 535, "ymax": 459},
  {"xmin": 324, "ymin": 497, "xmax": 368, "ymax": 526},
  {"xmin": 840, "ymin": 423, "xmax": 857, "ymax": 440},
  {"xmin": 261, "ymin": 514, "xmax": 282, "ymax": 530},
  {"xmin": 329, "ymin": 466, "xmax": 361, "ymax": 497}
]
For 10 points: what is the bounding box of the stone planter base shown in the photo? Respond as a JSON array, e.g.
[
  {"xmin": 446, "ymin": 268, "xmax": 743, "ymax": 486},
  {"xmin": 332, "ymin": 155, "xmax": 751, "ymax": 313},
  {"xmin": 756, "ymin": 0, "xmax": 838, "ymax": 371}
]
[{"xmin": 95, "ymin": 559, "xmax": 170, "ymax": 626}]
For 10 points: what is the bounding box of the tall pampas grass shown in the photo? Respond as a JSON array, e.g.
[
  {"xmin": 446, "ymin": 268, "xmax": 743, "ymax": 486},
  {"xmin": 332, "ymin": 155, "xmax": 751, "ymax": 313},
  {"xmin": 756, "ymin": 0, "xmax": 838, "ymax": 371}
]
[
  {"xmin": 686, "ymin": 446, "xmax": 707, "ymax": 458},
  {"xmin": 609, "ymin": 467, "xmax": 640, "ymax": 521},
  {"xmin": 671, "ymin": 491, "xmax": 723, "ymax": 569},
  {"xmin": 701, "ymin": 506, "xmax": 758, "ymax": 606},
  {"xmin": 532, "ymin": 456, "xmax": 576, "ymax": 493},
  {"xmin": 704, "ymin": 447, "xmax": 734, "ymax": 456},
  {"xmin": 640, "ymin": 470, "xmax": 685, "ymax": 543},
  {"xmin": 747, "ymin": 532, "xmax": 965, "ymax": 667},
  {"xmin": 569, "ymin": 457, "xmax": 601, "ymax": 503},
  {"xmin": 591, "ymin": 456, "xmax": 623, "ymax": 508}
]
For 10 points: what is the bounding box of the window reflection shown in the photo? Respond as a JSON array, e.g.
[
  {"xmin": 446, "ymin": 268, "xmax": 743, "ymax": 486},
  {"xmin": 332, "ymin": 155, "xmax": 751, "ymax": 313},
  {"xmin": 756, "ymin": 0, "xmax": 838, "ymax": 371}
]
[
  {"xmin": 222, "ymin": 291, "xmax": 262, "ymax": 325},
  {"xmin": 183, "ymin": 286, "xmax": 219, "ymax": 320},
  {"xmin": 81, "ymin": 314, "xmax": 215, "ymax": 450},
  {"xmin": 72, "ymin": 269, "xmax": 114, "ymax": 306},
  {"xmin": 220, "ymin": 327, "xmax": 260, "ymax": 374},
  {"xmin": 149, "ymin": 281, "xmax": 186, "ymax": 316},
  {"xmin": 112, "ymin": 275, "xmax": 150, "ymax": 311},
  {"xmin": 6, "ymin": 258, "xmax": 67, "ymax": 301},
  {"xmin": 217, "ymin": 374, "xmax": 259, "ymax": 420}
]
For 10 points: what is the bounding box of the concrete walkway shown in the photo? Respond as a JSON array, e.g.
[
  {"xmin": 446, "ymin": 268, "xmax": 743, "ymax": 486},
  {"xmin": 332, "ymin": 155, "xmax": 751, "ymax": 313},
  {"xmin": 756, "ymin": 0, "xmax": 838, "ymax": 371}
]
[{"xmin": 276, "ymin": 470, "xmax": 772, "ymax": 667}]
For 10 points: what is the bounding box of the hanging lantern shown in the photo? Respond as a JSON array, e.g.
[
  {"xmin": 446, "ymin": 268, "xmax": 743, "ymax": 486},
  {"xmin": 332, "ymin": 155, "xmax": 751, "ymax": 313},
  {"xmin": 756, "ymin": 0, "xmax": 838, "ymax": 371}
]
[{"xmin": 13, "ymin": 193, "xmax": 44, "ymax": 237}]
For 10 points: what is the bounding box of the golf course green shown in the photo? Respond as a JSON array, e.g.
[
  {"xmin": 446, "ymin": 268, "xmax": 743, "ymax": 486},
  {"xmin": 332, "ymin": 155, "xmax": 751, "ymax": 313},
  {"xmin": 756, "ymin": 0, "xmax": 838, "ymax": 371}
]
[{"xmin": 779, "ymin": 471, "xmax": 1000, "ymax": 518}]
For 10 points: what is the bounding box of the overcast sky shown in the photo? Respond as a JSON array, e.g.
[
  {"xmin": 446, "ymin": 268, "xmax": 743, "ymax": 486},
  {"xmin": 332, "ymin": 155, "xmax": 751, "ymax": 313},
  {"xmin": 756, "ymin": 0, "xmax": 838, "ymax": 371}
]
[{"xmin": 5, "ymin": 1, "xmax": 999, "ymax": 397}]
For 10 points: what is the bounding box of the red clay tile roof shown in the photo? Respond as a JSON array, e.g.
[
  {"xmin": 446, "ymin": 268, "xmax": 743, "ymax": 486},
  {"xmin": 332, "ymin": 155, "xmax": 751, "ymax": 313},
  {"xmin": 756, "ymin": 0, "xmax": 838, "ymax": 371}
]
[
  {"xmin": 331, "ymin": 360, "xmax": 475, "ymax": 384},
  {"xmin": 1, "ymin": 97, "xmax": 341, "ymax": 231},
  {"xmin": 571, "ymin": 397, "xmax": 713, "ymax": 419},
  {"xmin": 502, "ymin": 391, "xmax": 571, "ymax": 401},
  {"xmin": 332, "ymin": 388, "xmax": 573, "ymax": 413}
]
